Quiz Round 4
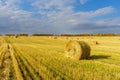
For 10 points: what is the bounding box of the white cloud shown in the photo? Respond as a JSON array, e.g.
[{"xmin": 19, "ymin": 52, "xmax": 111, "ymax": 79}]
[
  {"xmin": 80, "ymin": 0, "xmax": 88, "ymax": 5},
  {"xmin": 95, "ymin": 17, "xmax": 120, "ymax": 26},
  {"xmin": 38, "ymin": 6, "xmax": 115, "ymax": 28},
  {"xmin": 32, "ymin": 0, "xmax": 75, "ymax": 10},
  {"xmin": 0, "ymin": 0, "xmax": 119, "ymax": 34},
  {"xmin": 0, "ymin": 0, "xmax": 45, "ymax": 33},
  {"xmin": 72, "ymin": 6, "xmax": 114, "ymax": 19}
]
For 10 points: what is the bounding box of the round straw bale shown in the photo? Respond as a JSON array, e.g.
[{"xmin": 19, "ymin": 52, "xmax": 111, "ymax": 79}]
[
  {"xmin": 93, "ymin": 41, "xmax": 99, "ymax": 45},
  {"xmin": 95, "ymin": 41, "xmax": 99, "ymax": 45},
  {"xmin": 65, "ymin": 40, "xmax": 91, "ymax": 60},
  {"xmin": 54, "ymin": 36, "xmax": 58, "ymax": 39},
  {"xmin": 66, "ymin": 37, "xmax": 69, "ymax": 39}
]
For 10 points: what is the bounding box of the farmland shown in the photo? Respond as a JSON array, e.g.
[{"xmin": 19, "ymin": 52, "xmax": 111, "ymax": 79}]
[{"xmin": 0, "ymin": 36, "xmax": 120, "ymax": 80}]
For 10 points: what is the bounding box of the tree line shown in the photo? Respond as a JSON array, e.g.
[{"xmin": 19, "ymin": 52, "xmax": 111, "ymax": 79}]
[{"xmin": 0, "ymin": 33, "xmax": 120, "ymax": 36}]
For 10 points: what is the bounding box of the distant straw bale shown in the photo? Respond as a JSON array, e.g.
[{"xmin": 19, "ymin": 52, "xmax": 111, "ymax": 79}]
[
  {"xmin": 93, "ymin": 41, "xmax": 99, "ymax": 45},
  {"xmin": 54, "ymin": 36, "xmax": 58, "ymax": 39},
  {"xmin": 65, "ymin": 40, "xmax": 91, "ymax": 60},
  {"xmin": 95, "ymin": 41, "xmax": 99, "ymax": 45},
  {"xmin": 66, "ymin": 37, "xmax": 69, "ymax": 39}
]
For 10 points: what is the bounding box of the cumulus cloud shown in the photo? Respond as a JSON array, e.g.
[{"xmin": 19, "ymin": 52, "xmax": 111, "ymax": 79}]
[
  {"xmin": 0, "ymin": 0, "xmax": 120, "ymax": 34},
  {"xmin": 32, "ymin": 0, "xmax": 75, "ymax": 10},
  {"xmin": 0, "ymin": 0, "xmax": 49, "ymax": 33}
]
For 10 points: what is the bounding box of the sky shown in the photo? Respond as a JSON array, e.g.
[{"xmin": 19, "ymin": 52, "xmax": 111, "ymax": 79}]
[{"xmin": 0, "ymin": 0, "xmax": 120, "ymax": 34}]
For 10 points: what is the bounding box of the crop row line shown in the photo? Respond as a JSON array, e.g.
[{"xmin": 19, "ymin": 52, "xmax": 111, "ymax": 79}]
[
  {"xmin": 25, "ymin": 47, "xmax": 73, "ymax": 80},
  {"xmin": 14, "ymin": 45, "xmax": 56, "ymax": 80},
  {"xmin": 0, "ymin": 43, "xmax": 8, "ymax": 67},
  {"xmin": 9, "ymin": 44, "xmax": 24, "ymax": 80},
  {"xmin": 13, "ymin": 45, "xmax": 43, "ymax": 80}
]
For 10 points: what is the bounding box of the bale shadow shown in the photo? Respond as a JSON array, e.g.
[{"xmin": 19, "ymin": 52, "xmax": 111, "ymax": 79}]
[{"xmin": 89, "ymin": 55, "xmax": 110, "ymax": 60}]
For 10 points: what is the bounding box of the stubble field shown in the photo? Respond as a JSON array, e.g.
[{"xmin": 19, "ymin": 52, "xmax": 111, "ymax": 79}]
[{"xmin": 0, "ymin": 36, "xmax": 120, "ymax": 80}]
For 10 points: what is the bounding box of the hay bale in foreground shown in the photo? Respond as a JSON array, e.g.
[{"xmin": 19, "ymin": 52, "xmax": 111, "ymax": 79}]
[{"xmin": 65, "ymin": 40, "xmax": 91, "ymax": 60}]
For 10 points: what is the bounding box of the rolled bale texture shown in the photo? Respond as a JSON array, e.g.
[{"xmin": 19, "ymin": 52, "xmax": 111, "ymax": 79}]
[{"xmin": 65, "ymin": 40, "xmax": 91, "ymax": 60}]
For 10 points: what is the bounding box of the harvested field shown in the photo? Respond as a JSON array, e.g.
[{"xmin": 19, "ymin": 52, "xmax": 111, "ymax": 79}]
[{"xmin": 0, "ymin": 36, "xmax": 120, "ymax": 80}]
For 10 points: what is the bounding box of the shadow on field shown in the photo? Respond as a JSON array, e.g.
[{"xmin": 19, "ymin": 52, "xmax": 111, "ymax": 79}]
[{"xmin": 89, "ymin": 55, "xmax": 110, "ymax": 60}]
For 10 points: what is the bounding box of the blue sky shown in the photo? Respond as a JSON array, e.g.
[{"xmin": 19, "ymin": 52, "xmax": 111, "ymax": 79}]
[{"xmin": 0, "ymin": 0, "xmax": 120, "ymax": 34}]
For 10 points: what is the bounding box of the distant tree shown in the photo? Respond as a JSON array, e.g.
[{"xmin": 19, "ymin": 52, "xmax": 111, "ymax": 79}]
[
  {"xmin": 104, "ymin": 33, "xmax": 115, "ymax": 36},
  {"xmin": 79, "ymin": 33, "xmax": 91, "ymax": 36},
  {"xmin": 0, "ymin": 34, "xmax": 2, "ymax": 36},
  {"xmin": 93, "ymin": 33, "xmax": 103, "ymax": 36},
  {"xmin": 32, "ymin": 34, "xmax": 54, "ymax": 36},
  {"xmin": 5, "ymin": 34, "xmax": 15, "ymax": 36},
  {"xmin": 74, "ymin": 34, "xmax": 81, "ymax": 36},
  {"xmin": 60, "ymin": 34, "xmax": 74, "ymax": 36},
  {"xmin": 16, "ymin": 34, "xmax": 29, "ymax": 36}
]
